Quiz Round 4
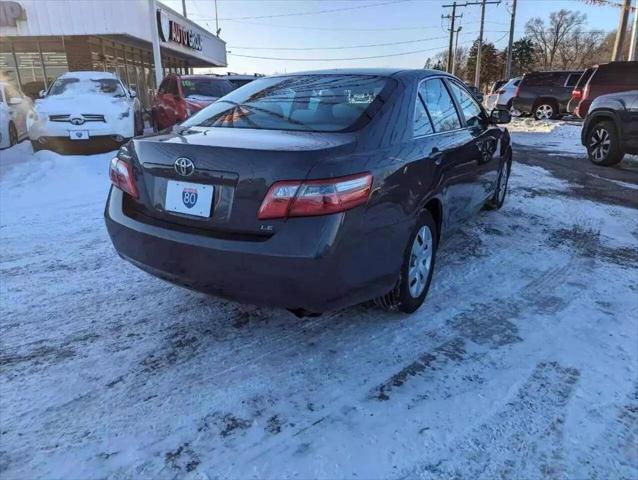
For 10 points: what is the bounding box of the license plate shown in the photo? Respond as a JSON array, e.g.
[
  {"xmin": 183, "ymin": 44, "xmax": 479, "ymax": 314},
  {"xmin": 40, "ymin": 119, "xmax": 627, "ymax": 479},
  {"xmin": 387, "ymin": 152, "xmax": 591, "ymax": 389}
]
[
  {"xmin": 165, "ymin": 180, "xmax": 214, "ymax": 218},
  {"xmin": 69, "ymin": 130, "xmax": 90, "ymax": 140}
]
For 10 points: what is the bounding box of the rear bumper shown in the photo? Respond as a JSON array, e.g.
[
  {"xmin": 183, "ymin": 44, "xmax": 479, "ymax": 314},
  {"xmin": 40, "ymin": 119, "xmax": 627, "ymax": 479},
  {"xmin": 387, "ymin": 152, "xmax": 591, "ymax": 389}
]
[
  {"xmin": 105, "ymin": 188, "xmax": 408, "ymax": 312},
  {"xmin": 512, "ymin": 97, "xmax": 532, "ymax": 114}
]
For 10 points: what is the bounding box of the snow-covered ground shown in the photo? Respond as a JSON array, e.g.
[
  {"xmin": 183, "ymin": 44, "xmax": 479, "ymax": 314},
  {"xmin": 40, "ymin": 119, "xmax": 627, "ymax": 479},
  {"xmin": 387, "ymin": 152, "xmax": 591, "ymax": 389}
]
[{"xmin": 1, "ymin": 136, "xmax": 637, "ymax": 479}]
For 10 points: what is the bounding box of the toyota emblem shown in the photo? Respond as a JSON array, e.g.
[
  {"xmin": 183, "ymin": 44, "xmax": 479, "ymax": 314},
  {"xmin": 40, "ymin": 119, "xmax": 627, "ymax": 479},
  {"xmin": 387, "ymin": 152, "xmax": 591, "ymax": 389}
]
[
  {"xmin": 174, "ymin": 157, "xmax": 195, "ymax": 177},
  {"xmin": 70, "ymin": 116, "xmax": 85, "ymax": 125}
]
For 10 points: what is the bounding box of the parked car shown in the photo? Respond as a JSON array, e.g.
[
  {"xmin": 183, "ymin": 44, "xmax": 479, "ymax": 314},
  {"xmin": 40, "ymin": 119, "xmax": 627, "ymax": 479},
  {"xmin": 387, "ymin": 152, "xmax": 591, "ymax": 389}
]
[
  {"xmin": 464, "ymin": 83, "xmax": 484, "ymax": 104},
  {"xmin": 28, "ymin": 71, "xmax": 143, "ymax": 152},
  {"xmin": 568, "ymin": 61, "xmax": 638, "ymax": 118},
  {"xmin": 151, "ymin": 74, "xmax": 234, "ymax": 130},
  {"xmin": 581, "ymin": 90, "xmax": 638, "ymax": 166},
  {"xmin": 512, "ymin": 70, "xmax": 583, "ymax": 120},
  {"xmin": 224, "ymin": 74, "xmax": 262, "ymax": 89},
  {"xmin": 484, "ymin": 77, "xmax": 522, "ymax": 113},
  {"xmin": 0, "ymin": 82, "xmax": 32, "ymax": 149},
  {"xmin": 105, "ymin": 69, "xmax": 512, "ymax": 315}
]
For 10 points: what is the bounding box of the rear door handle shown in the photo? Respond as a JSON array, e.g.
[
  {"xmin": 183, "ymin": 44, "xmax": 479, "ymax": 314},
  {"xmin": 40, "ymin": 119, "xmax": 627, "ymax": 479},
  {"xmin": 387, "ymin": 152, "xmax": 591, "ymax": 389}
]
[{"xmin": 431, "ymin": 148, "xmax": 443, "ymax": 165}]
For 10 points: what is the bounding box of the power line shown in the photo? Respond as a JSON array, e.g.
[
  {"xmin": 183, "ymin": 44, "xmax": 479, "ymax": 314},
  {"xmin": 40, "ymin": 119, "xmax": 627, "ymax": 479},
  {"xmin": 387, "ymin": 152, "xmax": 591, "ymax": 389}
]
[
  {"xmin": 228, "ymin": 41, "xmax": 477, "ymax": 61},
  {"xmin": 190, "ymin": 17, "xmax": 440, "ymax": 31},
  {"xmin": 216, "ymin": 0, "xmax": 412, "ymax": 21},
  {"xmin": 228, "ymin": 30, "xmax": 507, "ymax": 51},
  {"xmin": 230, "ymin": 35, "xmax": 451, "ymax": 50}
]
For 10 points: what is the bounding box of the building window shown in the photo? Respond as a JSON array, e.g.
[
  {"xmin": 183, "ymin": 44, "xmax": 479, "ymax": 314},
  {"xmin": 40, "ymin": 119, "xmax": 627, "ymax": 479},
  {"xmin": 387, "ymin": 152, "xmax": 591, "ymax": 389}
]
[{"xmin": 40, "ymin": 38, "xmax": 68, "ymax": 87}]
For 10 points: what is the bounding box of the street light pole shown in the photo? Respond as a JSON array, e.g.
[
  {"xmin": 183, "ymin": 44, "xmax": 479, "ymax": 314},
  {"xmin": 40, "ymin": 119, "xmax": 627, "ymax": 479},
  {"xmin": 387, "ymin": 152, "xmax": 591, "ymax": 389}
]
[
  {"xmin": 149, "ymin": 0, "xmax": 163, "ymax": 88},
  {"xmin": 453, "ymin": 26, "xmax": 463, "ymax": 75},
  {"xmin": 181, "ymin": 0, "xmax": 187, "ymax": 17}
]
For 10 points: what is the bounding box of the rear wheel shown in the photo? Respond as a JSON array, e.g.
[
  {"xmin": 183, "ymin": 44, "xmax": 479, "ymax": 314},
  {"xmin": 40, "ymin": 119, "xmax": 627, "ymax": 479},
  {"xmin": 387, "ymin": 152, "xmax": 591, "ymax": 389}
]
[
  {"xmin": 587, "ymin": 120, "xmax": 624, "ymax": 166},
  {"xmin": 485, "ymin": 158, "xmax": 511, "ymax": 210},
  {"xmin": 8, "ymin": 122, "xmax": 18, "ymax": 146},
  {"xmin": 533, "ymin": 101, "xmax": 557, "ymax": 120},
  {"xmin": 375, "ymin": 210, "xmax": 438, "ymax": 314}
]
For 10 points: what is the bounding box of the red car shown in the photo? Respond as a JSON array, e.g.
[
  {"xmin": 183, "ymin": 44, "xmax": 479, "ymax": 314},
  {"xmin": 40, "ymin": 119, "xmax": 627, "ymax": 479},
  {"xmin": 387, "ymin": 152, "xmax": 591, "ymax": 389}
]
[
  {"xmin": 568, "ymin": 62, "xmax": 638, "ymax": 118},
  {"xmin": 151, "ymin": 74, "xmax": 234, "ymax": 130}
]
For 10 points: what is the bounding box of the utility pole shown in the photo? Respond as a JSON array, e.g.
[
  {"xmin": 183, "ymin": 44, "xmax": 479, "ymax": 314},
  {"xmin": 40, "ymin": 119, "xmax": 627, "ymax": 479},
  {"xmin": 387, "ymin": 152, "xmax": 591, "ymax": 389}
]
[
  {"xmin": 629, "ymin": 1, "xmax": 637, "ymax": 61},
  {"xmin": 453, "ymin": 26, "xmax": 463, "ymax": 74},
  {"xmin": 148, "ymin": 0, "xmax": 163, "ymax": 88},
  {"xmin": 612, "ymin": 0, "xmax": 632, "ymax": 61},
  {"xmin": 442, "ymin": 2, "xmax": 463, "ymax": 73},
  {"xmin": 215, "ymin": 0, "xmax": 221, "ymax": 36},
  {"xmin": 181, "ymin": 0, "xmax": 187, "ymax": 17},
  {"xmin": 505, "ymin": 0, "xmax": 517, "ymax": 79}
]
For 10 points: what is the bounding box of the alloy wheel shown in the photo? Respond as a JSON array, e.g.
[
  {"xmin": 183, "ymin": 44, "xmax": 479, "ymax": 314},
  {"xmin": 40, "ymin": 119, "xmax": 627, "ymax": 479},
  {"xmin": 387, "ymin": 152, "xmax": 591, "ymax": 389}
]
[
  {"xmin": 590, "ymin": 127, "xmax": 611, "ymax": 162},
  {"xmin": 535, "ymin": 104, "xmax": 553, "ymax": 120},
  {"xmin": 408, "ymin": 226, "xmax": 433, "ymax": 298}
]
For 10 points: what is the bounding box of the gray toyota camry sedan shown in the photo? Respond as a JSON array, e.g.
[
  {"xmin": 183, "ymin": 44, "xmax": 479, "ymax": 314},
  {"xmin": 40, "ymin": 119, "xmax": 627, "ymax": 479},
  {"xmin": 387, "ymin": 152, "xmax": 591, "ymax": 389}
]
[{"xmin": 105, "ymin": 69, "xmax": 512, "ymax": 314}]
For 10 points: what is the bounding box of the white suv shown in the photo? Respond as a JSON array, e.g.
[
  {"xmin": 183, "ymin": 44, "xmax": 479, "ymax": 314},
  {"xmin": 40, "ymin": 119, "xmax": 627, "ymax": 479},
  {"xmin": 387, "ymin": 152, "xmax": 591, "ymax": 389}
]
[
  {"xmin": 484, "ymin": 77, "xmax": 521, "ymax": 114},
  {"xmin": 0, "ymin": 82, "xmax": 32, "ymax": 149},
  {"xmin": 28, "ymin": 71, "xmax": 143, "ymax": 152}
]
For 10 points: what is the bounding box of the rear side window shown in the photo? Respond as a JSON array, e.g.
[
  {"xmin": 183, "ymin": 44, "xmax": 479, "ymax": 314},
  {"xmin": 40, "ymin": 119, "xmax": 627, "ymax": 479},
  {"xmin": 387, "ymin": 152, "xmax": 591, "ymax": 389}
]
[
  {"xmin": 166, "ymin": 78, "xmax": 179, "ymax": 96},
  {"xmin": 592, "ymin": 62, "xmax": 638, "ymax": 85},
  {"xmin": 158, "ymin": 78, "xmax": 168, "ymax": 94},
  {"xmin": 413, "ymin": 96, "xmax": 434, "ymax": 136},
  {"xmin": 419, "ymin": 78, "xmax": 461, "ymax": 132},
  {"xmin": 524, "ymin": 72, "xmax": 566, "ymax": 87},
  {"xmin": 575, "ymin": 68, "xmax": 596, "ymax": 89},
  {"xmin": 447, "ymin": 80, "xmax": 483, "ymax": 126}
]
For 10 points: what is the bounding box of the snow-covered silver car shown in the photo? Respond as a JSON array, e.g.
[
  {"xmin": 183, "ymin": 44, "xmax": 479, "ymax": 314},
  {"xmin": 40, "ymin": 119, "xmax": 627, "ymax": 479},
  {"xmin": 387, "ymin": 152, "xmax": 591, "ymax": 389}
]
[
  {"xmin": 28, "ymin": 71, "xmax": 143, "ymax": 152},
  {"xmin": 0, "ymin": 82, "xmax": 32, "ymax": 149}
]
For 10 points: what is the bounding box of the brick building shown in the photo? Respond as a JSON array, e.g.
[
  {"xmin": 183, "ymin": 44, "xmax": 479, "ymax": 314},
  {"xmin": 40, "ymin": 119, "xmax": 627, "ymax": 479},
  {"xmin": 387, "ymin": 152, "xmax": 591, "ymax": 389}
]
[{"xmin": 0, "ymin": 0, "xmax": 227, "ymax": 107}]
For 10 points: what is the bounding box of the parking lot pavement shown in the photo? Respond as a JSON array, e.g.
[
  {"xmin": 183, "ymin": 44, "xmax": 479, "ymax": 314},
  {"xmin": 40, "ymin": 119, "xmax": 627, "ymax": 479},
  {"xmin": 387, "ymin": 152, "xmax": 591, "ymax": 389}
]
[{"xmin": 1, "ymin": 133, "xmax": 637, "ymax": 479}]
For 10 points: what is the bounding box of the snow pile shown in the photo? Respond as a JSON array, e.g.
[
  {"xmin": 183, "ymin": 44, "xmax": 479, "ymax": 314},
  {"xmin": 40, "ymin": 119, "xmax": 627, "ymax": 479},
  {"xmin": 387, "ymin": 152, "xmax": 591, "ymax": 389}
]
[{"xmin": 509, "ymin": 118, "xmax": 585, "ymax": 154}]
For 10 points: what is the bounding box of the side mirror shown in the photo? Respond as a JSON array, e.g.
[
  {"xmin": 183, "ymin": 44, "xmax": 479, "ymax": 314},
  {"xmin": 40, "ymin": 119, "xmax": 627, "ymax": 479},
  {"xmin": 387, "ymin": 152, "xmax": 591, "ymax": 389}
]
[
  {"xmin": 39, "ymin": 89, "xmax": 46, "ymax": 98},
  {"xmin": 129, "ymin": 90, "xmax": 137, "ymax": 98},
  {"xmin": 490, "ymin": 108, "xmax": 511, "ymax": 124},
  {"xmin": 8, "ymin": 97, "xmax": 23, "ymax": 106}
]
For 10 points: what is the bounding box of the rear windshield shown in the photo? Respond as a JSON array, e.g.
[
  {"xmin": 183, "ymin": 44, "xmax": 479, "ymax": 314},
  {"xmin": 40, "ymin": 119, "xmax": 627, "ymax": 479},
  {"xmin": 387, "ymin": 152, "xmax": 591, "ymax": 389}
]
[
  {"xmin": 591, "ymin": 62, "xmax": 638, "ymax": 85},
  {"xmin": 181, "ymin": 78, "xmax": 234, "ymax": 99},
  {"xmin": 523, "ymin": 72, "xmax": 570, "ymax": 87},
  {"xmin": 183, "ymin": 74, "xmax": 395, "ymax": 132}
]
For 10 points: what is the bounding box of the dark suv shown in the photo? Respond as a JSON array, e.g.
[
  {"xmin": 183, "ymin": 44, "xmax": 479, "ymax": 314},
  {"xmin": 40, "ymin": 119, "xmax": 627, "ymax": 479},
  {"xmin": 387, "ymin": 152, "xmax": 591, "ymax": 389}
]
[
  {"xmin": 512, "ymin": 70, "xmax": 583, "ymax": 120},
  {"xmin": 568, "ymin": 62, "xmax": 638, "ymax": 118},
  {"xmin": 582, "ymin": 90, "xmax": 638, "ymax": 166}
]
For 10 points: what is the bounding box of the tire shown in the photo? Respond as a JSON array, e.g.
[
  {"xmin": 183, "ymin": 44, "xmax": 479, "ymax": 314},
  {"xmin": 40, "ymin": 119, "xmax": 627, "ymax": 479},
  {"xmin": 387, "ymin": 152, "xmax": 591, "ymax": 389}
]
[
  {"xmin": 375, "ymin": 210, "xmax": 438, "ymax": 314},
  {"xmin": 533, "ymin": 101, "xmax": 558, "ymax": 120},
  {"xmin": 8, "ymin": 122, "xmax": 18, "ymax": 146},
  {"xmin": 586, "ymin": 120, "xmax": 624, "ymax": 166},
  {"xmin": 485, "ymin": 157, "xmax": 512, "ymax": 210}
]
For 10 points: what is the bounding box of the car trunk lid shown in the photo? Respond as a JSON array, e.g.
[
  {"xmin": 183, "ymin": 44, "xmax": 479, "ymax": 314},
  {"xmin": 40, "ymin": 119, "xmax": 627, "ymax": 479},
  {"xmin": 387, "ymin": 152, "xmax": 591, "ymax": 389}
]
[{"xmin": 128, "ymin": 127, "xmax": 357, "ymax": 236}]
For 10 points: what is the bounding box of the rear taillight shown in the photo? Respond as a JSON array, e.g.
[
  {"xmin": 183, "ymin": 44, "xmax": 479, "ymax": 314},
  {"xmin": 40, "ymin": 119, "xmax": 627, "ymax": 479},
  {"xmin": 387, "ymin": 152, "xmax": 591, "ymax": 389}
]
[
  {"xmin": 109, "ymin": 157, "xmax": 139, "ymax": 199},
  {"xmin": 514, "ymin": 85, "xmax": 521, "ymax": 97},
  {"xmin": 258, "ymin": 172, "xmax": 372, "ymax": 220},
  {"xmin": 571, "ymin": 88, "xmax": 583, "ymax": 100}
]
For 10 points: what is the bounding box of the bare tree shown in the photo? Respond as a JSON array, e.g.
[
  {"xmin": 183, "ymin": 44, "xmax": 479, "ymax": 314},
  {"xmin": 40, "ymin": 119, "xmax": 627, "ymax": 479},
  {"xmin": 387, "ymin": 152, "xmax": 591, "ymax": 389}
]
[
  {"xmin": 525, "ymin": 10, "xmax": 587, "ymax": 69},
  {"xmin": 557, "ymin": 27, "xmax": 606, "ymax": 68}
]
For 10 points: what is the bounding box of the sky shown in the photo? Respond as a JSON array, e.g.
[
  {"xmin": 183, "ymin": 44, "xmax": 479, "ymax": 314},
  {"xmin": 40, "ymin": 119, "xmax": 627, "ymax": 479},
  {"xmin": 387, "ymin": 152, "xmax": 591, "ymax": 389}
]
[{"xmin": 161, "ymin": 0, "xmax": 627, "ymax": 74}]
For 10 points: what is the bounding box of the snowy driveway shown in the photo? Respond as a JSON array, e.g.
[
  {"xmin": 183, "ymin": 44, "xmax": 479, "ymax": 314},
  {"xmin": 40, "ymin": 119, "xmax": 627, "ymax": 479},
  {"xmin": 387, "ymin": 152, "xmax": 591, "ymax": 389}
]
[{"xmin": 1, "ymin": 126, "xmax": 637, "ymax": 479}]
